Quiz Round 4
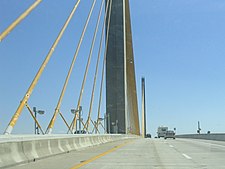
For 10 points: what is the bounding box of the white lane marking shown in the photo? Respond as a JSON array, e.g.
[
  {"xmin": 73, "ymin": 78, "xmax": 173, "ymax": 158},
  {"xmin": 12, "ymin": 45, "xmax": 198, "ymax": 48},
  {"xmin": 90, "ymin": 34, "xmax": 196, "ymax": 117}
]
[
  {"xmin": 169, "ymin": 145, "xmax": 174, "ymax": 148},
  {"xmin": 182, "ymin": 153, "xmax": 192, "ymax": 159}
]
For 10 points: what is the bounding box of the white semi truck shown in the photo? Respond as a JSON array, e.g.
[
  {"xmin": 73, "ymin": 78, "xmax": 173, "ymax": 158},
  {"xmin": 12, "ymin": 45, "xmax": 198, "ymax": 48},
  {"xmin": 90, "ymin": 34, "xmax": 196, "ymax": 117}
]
[{"xmin": 157, "ymin": 126, "xmax": 168, "ymax": 138}]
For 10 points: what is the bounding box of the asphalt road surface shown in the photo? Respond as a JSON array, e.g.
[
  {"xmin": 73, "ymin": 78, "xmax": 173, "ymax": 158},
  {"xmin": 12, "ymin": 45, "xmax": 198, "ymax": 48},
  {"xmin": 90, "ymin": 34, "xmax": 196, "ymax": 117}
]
[{"xmin": 8, "ymin": 138, "xmax": 225, "ymax": 169}]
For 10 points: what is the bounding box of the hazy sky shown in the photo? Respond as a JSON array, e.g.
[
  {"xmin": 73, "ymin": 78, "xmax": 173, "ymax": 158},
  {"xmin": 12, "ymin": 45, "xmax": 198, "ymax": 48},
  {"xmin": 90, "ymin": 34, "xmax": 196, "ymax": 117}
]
[{"xmin": 1, "ymin": 0, "xmax": 225, "ymax": 135}]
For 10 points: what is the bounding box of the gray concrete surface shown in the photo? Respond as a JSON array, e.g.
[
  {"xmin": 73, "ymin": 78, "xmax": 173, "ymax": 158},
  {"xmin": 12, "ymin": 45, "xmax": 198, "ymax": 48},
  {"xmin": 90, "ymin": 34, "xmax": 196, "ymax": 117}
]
[{"xmin": 6, "ymin": 138, "xmax": 225, "ymax": 169}]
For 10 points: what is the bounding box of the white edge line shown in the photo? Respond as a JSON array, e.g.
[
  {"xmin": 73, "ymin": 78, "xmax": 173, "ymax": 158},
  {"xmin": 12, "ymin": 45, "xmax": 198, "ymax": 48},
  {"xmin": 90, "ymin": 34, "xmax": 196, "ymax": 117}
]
[{"xmin": 182, "ymin": 153, "xmax": 192, "ymax": 160}]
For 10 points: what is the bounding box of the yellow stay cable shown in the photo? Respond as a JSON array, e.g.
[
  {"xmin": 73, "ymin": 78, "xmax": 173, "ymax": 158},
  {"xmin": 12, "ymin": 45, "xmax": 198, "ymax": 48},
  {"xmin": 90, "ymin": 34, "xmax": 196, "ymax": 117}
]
[
  {"xmin": 4, "ymin": 0, "xmax": 81, "ymax": 134},
  {"xmin": 46, "ymin": 0, "xmax": 97, "ymax": 134},
  {"xmin": 84, "ymin": 0, "xmax": 111, "ymax": 132},
  {"xmin": 95, "ymin": 0, "xmax": 113, "ymax": 133},
  {"xmin": 0, "ymin": 0, "xmax": 42, "ymax": 42}
]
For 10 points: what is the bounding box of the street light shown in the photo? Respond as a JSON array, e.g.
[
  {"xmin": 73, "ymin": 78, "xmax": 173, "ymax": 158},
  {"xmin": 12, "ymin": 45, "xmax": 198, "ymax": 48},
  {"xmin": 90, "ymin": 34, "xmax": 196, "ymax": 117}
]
[
  {"xmin": 97, "ymin": 117, "xmax": 105, "ymax": 134},
  {"xmin": 71, "ymin": 108, "xmax": 78, "ymax": 132},
  {"xmin": 98, "ymin": 117, "xmax": 104, "ymax": 121},
  {"xmin": 197, "ymin": 121, "xmax": 201, "ymax": 134},
  {"xmin": 71, "ymin": 106, "xmax": 82, "ymax": 134},
  {"xmin": 116, "ymin": 120, "xmax": 118, "ymax": 134},
  {"xmin": 71, "ymin": 109, "xmax": 77, "ymax": 114},
  {"xmin": 33, "ymin": 107, "xmax": 45, "ymax": 134},
  {"xmin": 105, "ymin": 113, "xmax": 110, "ymax": 134},
  {"xmin": 38, "ymin": 110, "xmax": 44, "ymax": 115}
]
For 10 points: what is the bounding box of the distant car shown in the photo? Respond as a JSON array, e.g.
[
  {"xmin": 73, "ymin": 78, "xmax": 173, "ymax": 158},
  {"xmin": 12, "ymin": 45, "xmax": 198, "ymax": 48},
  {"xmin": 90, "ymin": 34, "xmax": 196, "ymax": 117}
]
[
  {"xmin": 164, "ymin": 130, "xmax": 175, "ymax": 139},
  {"xmin": 74, "ymin": 130, "xmax": 86, "ymax": 134},
  {"xmin": 146, "ymin": 134, "xmax": 151, "ymax": 138}
]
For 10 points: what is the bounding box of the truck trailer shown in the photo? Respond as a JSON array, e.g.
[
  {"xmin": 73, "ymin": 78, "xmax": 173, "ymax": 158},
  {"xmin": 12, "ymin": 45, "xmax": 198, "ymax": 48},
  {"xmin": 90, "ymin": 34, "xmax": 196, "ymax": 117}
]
[{"xmin": 157, "ymin": 126, "xmax": 168, "ymax": 138}]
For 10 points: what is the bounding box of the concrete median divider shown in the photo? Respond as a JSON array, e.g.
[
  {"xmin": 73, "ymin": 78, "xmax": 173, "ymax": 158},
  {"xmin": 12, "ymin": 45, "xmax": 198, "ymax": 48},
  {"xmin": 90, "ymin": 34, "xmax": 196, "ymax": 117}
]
[
  {"xmin": 176, "ymin": 133, "xmax": 225, "ymax": 141},
  {"xmin": 0, "ymin": 141, "xmax": 28, "ymax": 168},
  {"xmin": 0, "ymin": 134, "xmax": 136, "ymax": 168}
]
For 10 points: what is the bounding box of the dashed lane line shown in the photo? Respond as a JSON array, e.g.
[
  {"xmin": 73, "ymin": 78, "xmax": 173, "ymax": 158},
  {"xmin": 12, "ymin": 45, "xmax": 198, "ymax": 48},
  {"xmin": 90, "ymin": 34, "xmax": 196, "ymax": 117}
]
[{"xmin": 182, "ymin": 153, "xmax": 192, "ymax": 160}]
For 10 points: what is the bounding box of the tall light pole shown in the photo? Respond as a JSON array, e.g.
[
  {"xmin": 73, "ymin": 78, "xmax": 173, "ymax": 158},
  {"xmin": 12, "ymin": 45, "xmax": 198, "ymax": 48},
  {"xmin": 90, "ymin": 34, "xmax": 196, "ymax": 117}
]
[
  {"xmin": 107, "ymin": 113, "xmax": 110, "ymax": 134},
  {"xmin": 142, "ymin": 77, "xmax": 146, "ymax": 138},
  {"xmin": 78, "ymin": 106, "xmax": 82, "ymax": 133},
  {"xmin": 71, "ymin": 109, "xmax": 77, "ymax": 132},
  {"xmin": 33, "ymin": 107, "xmax": 44, "ymax": 134},
  {"xmin": 104, "ymin": 113, "xmax": 107, "ymax": 134},
  {"xmin": 71, "ymin": 106, "xmax": 82, "ymax": 134},
  {"xmin": 197, "ymin": 121, "xmax": 201, "ymax": 134}
]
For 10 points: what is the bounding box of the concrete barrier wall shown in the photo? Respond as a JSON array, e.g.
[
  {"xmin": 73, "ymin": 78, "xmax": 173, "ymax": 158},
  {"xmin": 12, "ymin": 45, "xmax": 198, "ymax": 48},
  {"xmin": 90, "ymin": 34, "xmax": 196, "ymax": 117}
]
[
  {"xmin": 176, "ymin": 133, "xmax": 225, "ymax": 141},
  {"xmin": 0, "ymin": 134, "xmax": 135, "ymax": 168}
]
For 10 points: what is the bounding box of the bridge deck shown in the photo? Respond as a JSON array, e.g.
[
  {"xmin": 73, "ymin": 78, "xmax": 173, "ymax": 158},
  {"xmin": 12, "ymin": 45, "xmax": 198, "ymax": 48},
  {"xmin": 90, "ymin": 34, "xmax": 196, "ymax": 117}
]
[{"xmin": 7, "ymin": 138, "xmax": 225, "ymax": 169}]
